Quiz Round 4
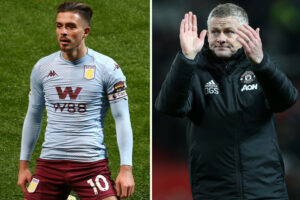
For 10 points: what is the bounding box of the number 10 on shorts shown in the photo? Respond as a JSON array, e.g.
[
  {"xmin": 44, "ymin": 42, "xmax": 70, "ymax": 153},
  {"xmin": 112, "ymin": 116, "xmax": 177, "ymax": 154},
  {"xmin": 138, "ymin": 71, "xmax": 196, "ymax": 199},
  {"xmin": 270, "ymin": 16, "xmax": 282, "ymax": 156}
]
[{"xmin": 87, "ymin": 175, "xmax": 109, "ymax": 195}]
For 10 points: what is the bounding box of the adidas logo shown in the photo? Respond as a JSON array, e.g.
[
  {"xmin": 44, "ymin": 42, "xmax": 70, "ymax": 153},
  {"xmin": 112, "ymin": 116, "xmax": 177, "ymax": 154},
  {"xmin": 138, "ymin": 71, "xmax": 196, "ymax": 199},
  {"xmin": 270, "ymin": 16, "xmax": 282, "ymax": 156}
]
[
  {"xmin": 47, "ymin": 70, "xmax": 58, "ymax": 77},
  {"xmin": 204, "ymin": 80, "xmax": 219, "ymax": 95},
  {"xmin": 205, "ymin": 80, "xmax": 217, "ymax": 87}
]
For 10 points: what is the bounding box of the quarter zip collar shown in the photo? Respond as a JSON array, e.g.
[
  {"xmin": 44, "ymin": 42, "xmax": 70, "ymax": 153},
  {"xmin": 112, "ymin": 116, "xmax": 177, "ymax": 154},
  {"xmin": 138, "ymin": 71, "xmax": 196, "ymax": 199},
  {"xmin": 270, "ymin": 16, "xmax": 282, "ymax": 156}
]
[{"xmin": 202, "ymin": 47, "xmax": 248, "ymax": 75}]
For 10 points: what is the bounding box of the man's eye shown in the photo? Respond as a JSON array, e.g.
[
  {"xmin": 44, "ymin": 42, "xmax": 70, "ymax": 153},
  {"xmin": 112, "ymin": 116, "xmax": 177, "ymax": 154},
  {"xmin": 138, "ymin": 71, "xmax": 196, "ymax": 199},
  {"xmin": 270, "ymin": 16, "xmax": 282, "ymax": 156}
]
[{"xmin": 68, "ymin": 25, "xmax": 76, "ymax": 29}]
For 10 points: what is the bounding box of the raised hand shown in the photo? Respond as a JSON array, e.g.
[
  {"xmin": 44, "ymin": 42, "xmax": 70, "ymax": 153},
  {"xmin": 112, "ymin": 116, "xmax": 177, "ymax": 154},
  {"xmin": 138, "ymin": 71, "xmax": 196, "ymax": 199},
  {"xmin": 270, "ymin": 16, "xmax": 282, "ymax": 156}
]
[
  {"xmin": 180, "ymin": 11, "xmax": 207, "ymax": 60},
  {"xmin": 236, "ymin": 24, "xmax": 264, "ymax": 65}
]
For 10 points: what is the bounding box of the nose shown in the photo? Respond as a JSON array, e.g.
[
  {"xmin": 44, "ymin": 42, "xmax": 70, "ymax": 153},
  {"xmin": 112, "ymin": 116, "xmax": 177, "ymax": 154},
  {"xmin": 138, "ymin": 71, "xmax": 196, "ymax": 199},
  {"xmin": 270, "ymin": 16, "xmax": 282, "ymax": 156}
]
[
  {"xmin": 60, "ymin": 27, "xmax": 68, "ymax": 36},
  {"xmin": 217, "ymin": 33, "xmax": 226, "ymax": 44}
]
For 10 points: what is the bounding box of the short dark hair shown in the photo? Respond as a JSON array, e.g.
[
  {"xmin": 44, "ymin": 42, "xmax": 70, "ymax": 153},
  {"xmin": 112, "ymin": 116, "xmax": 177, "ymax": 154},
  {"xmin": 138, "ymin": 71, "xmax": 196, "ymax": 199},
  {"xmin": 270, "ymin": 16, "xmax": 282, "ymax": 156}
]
[{"xmin": 57, "ymin": 2, "xmax": 93, "ymax": 25}]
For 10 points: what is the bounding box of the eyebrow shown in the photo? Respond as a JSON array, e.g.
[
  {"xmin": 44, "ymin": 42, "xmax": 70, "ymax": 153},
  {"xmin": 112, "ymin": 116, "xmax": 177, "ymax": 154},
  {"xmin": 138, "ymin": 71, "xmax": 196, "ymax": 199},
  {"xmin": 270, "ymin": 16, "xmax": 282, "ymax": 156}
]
[
  {"xmin": 56, "ymin": 22, "xmax": 77, "ymax": 26},
  {"xmin": 210, "ymin": 26, "xmax": 235, "ymax": 30}
]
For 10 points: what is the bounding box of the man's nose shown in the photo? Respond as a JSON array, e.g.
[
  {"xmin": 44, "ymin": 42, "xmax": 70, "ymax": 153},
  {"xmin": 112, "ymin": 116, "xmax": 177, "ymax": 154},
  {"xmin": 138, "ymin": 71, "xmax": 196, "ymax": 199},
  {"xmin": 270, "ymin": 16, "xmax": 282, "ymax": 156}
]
[
  {"xmin": 217, "ymin": 33, "xmax": 226, "ymax": 44},
  {"xmin": 61, "ymin": 27, "xmax": 68, "ymax": 35}
]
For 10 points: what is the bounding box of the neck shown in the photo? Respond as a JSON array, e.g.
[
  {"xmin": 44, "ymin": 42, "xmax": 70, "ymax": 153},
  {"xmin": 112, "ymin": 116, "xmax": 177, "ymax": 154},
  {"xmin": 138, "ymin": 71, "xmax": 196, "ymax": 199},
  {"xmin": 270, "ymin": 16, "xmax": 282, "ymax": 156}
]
[{"xmin": 62, "ymin": 42, "xmax": 87, "ymax": 61}]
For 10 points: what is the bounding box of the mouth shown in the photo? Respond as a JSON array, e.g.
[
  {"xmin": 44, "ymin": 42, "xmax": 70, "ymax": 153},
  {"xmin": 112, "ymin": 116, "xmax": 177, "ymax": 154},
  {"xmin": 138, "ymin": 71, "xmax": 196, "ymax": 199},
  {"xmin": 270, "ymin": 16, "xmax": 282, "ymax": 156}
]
[
  {"xmin": 59, "ymin": 38, "xmax": 71, "ymax": 45},
  {"xmin": 215, "ymin": 46, "xmax": 229, "ymax": 50}
]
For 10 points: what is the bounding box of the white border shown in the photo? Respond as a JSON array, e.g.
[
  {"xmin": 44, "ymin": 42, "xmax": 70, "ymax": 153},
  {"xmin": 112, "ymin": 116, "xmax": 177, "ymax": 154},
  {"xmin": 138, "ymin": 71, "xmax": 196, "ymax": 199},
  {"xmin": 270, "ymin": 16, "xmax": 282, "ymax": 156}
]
[{"xmin": 150, "ymin": 0, "xmax": 153, "ymax": 199}]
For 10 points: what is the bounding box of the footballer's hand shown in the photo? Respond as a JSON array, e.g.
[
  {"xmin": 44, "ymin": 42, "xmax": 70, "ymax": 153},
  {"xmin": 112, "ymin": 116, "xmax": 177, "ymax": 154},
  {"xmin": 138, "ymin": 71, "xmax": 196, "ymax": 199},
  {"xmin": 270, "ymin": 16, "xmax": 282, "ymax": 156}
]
[
  {"xmin": 18, "ymin": 160, "xmax": 32, "ymax": 193},
  {"xmin": 115, "ymin": 165, "xmax": 135, "ymax": 198},
  {"xmin": 180, "ymin": 11, "xmax": 207, "ymax": 60}
]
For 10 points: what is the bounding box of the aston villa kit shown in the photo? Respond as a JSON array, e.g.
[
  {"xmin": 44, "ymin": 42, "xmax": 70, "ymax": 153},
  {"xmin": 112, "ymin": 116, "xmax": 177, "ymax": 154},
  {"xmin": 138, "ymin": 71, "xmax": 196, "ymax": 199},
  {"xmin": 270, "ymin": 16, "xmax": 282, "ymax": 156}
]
[{"xmin": 20, "ymin": 48, "xmax": 132, "ymax": 164}]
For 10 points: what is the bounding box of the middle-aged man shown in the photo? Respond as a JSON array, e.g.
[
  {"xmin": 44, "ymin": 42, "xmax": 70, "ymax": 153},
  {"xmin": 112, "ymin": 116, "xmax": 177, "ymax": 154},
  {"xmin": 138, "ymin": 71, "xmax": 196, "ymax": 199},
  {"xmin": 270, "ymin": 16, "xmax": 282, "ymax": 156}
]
[
  {"xmin": 155, "ymin": 3, "xmax": 298, "ymax": 200},
  {"xmin": 18, "ymin": 2, "xmax": 134, "ymax": 199}
]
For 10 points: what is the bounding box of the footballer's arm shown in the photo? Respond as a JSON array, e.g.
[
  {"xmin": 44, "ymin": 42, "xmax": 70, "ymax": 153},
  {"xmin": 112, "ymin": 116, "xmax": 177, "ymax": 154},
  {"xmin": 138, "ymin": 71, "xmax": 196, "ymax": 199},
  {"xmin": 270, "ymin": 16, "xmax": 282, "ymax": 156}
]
[
  {"xmin": 110, "ymin": 98, "xmax": 135, "ymax": 198},
  {"xmin": 18, "ymin": 97, "xmax": 44, "ymax": 193},
  {"xmin": 18, "ymin": 63, "xmax": 44, "ymax": 193}
]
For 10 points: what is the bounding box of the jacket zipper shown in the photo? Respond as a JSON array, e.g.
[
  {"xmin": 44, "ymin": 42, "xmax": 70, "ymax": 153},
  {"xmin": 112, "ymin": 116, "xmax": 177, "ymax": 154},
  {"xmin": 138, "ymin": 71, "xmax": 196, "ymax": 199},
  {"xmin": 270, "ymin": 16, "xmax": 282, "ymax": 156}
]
[{"xmin": 227, "ymin": 66, "xmax": 244, "ymax": 200}]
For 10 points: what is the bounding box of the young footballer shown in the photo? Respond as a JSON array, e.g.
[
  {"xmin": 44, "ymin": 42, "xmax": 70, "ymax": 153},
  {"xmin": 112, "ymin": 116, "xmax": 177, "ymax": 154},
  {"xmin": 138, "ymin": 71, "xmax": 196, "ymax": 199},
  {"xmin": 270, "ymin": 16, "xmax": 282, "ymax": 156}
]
[{"xmin": 18, "ymin": 2, "xmax": 134, "ymax": 199}]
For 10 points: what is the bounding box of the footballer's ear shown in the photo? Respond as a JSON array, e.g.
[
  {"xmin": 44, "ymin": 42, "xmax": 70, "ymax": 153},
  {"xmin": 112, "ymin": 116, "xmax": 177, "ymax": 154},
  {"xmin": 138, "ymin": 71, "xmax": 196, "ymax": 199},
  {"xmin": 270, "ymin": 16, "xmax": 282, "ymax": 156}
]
[{"xmin": 83, "ymin": 27, "xmax": 91, "ymax": 39}]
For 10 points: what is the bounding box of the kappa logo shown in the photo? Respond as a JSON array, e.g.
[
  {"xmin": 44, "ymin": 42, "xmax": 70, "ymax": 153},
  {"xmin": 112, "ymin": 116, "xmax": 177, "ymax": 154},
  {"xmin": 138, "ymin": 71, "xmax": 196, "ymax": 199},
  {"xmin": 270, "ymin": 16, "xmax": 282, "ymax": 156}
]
[
  {"xmin": 114, "ymin": 64, "xmax": 120, "ymax": 71},
  {"xmin": 205, "ymin": 80, "xmax": 219, "ymax": 95},
  {"xmin": 47, "ymin": 70, "xmax": 58, "ymax": 77},
  {"xmin": 241, "ymin": 84, "xmax": 258, "ymax": 92}
]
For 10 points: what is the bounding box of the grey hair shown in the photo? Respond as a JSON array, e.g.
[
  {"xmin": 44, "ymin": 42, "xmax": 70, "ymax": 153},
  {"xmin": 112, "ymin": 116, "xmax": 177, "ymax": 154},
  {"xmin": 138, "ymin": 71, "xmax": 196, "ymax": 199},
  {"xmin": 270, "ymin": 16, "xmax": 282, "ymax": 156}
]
[{"xmin": 207, "ymin": 3, "xmax": 249, "ymax": 27}]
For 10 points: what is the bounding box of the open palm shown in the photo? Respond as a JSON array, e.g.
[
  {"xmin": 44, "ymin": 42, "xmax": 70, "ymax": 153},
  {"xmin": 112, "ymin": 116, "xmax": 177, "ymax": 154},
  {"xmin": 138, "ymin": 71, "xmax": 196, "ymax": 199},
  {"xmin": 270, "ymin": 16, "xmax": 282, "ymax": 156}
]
[{"xmin": 180, "ymin": 12, "xmax": 207, "ymax": 60}]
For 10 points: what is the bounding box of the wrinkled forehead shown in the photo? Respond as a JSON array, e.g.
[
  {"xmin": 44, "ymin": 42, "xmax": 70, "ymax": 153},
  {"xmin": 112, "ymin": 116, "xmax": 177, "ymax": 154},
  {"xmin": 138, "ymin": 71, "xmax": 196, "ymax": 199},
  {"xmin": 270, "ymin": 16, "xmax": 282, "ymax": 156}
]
[{"xmin": 208, "ymin": 16, "xmax": 241, "ymax": 30}]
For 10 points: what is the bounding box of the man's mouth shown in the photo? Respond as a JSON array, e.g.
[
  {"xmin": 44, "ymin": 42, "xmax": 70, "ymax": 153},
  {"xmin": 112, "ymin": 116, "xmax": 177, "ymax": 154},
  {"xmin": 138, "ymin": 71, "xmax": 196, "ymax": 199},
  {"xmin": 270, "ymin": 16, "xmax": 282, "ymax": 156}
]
[
  {"xmin": 215, "ymin": 46, "xmax": 229, "ymax": 50},
  {"xmin": 60, "ymin": 38, "xmax": 71, "ymax": 45}
]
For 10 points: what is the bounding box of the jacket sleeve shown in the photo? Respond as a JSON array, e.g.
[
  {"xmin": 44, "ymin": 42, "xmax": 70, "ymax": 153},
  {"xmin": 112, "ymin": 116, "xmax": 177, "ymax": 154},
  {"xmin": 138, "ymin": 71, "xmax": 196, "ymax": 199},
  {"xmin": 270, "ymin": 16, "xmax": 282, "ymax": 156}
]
[
  {"xmin": 251, "ymin": 53, "xmax": 298, "ymax": 113},
  {"xmin": 155, "ymin": 52, "xmax": 199, "ymax": 117}
]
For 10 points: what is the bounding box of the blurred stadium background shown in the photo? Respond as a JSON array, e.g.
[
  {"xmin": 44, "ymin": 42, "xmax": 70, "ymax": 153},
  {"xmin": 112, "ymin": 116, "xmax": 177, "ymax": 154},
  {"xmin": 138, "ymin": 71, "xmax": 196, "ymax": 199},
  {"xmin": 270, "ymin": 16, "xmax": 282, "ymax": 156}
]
[
  {"xmin": 0, "ymin": 0, "xmax": 149, "ymax": 199},
  {"xmin": 153, "ymin": 0, "xmax": 300, "ymax": 199}
]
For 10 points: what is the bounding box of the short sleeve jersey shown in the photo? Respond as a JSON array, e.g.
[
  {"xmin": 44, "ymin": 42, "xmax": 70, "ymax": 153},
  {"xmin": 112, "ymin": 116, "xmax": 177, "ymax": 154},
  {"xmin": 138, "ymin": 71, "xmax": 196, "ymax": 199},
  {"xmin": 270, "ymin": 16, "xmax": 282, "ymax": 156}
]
[{"xmin": 30, "ymin": 48, "xmax": 127, "ymax": 162}]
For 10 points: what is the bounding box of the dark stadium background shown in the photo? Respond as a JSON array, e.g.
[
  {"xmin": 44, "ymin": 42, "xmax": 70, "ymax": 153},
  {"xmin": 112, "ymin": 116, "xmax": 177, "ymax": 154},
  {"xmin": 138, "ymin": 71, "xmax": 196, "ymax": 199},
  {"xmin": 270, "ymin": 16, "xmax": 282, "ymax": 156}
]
[{"xmin": 153, "ymin": 0, "xmax": 300, "ymax": 199}]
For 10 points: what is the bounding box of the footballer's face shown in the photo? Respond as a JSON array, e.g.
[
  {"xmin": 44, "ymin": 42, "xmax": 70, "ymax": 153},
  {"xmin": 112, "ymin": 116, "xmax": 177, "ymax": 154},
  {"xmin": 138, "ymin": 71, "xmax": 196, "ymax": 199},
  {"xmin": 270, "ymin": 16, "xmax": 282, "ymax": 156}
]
[
  {"xmin": 207, "ymin": 16, "xmax": 242, "ymax": 59},
  {"xmin": 56, "ymin": 12, "xmax": 90, "ymax": 53}
]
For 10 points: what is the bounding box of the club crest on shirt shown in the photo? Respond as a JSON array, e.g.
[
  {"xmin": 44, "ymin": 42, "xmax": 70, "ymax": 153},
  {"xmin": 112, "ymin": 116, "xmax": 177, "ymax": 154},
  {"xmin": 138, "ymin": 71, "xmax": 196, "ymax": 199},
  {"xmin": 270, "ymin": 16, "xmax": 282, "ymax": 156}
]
[
  {"xmin": 27, "ymin": 178, "xmax": 39, "ymax": 193},
  {"xmin": 240, "ymin": 71, "xmax": 258, "ymax": 92},
  {"xmin": 84, "ymin": 65, "xmax": 96, "ymax": 80},
  {"xmin": 240, "ymin": 71, "xmax": 256, "ymax": 84}
]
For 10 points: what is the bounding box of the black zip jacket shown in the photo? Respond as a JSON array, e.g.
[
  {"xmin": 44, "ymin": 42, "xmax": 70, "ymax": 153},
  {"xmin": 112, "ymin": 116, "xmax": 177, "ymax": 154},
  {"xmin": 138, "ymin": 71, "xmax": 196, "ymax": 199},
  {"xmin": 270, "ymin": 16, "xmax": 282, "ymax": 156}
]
[{"xmin": 155, "ymin": 47, "xmax": 298, "ymax": 200}]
